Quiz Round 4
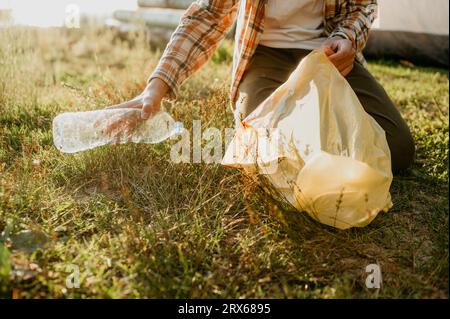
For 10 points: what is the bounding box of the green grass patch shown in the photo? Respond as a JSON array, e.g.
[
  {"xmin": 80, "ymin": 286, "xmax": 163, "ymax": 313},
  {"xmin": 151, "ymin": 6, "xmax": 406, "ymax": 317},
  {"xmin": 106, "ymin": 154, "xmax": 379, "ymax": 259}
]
[{"xmin": 0, "ymin": 26, "xmax": 448, "ymax": 298}]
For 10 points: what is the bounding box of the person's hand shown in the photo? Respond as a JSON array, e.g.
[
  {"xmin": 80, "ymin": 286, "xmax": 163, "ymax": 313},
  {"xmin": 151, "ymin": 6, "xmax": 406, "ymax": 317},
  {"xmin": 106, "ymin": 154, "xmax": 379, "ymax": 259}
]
[
  {"xmin": 319, "ymin": 37, "xmax": 356, "ymax": 77},
  {"xmin": 106, "ymin": 78, "xmax": 170, "ymax": 119},
  {"xmin": 102, "ymin": 78, "xmax": 170, "ymax": 144},
  {"xmin": 99, "ymin": 109, "xmax": 142, "ymax": 145}
]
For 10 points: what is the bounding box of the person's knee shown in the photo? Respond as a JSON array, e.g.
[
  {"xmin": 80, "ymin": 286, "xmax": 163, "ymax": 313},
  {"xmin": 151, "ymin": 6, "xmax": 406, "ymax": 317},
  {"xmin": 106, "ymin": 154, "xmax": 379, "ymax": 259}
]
[
  {"xmin": 237, "ymin": 82, "xmax": 277, "ymax": 118},
  {"xmin": 236, "ymin": 88, "xmax": 259, "ymax": 119},
  {"xmin": 390, "ymin": 128, "xmax": 415, "ymax": 173}
]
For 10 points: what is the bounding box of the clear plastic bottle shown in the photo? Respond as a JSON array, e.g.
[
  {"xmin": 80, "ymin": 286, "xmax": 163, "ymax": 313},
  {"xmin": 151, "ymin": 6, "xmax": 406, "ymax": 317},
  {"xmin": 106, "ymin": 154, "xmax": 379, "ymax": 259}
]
[{"xmin": 53, "ymin": 108, "xmax": 183, "ymax": 153}]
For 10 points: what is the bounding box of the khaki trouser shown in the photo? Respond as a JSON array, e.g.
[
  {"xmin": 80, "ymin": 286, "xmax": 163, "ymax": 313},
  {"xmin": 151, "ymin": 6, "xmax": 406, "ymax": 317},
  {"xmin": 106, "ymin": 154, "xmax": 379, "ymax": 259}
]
[{"xmin": 237, "ymin": 45, "xmax": 415, "ymax": 173}]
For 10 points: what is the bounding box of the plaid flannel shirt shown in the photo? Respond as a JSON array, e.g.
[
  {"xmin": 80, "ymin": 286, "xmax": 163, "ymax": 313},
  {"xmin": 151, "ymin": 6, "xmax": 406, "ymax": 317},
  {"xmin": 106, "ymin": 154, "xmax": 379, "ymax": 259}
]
[{"xmin": 149, "ymin": 0, "xmax": 378, "ymax": 105}]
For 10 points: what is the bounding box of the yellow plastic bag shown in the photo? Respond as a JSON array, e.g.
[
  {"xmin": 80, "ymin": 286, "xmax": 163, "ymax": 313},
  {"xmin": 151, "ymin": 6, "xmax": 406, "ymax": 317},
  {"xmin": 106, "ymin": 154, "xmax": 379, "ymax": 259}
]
[{"xmin": 222, "ymin": 51, "xmax": 393, "ymax": 230}]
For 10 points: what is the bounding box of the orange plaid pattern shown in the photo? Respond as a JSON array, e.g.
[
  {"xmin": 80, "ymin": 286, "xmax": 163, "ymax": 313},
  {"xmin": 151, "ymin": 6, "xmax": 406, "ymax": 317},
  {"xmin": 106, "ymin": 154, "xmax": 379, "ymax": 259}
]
[{"xmin": 149, "ymin": 0, "xmax": 378, "ymax": 105}]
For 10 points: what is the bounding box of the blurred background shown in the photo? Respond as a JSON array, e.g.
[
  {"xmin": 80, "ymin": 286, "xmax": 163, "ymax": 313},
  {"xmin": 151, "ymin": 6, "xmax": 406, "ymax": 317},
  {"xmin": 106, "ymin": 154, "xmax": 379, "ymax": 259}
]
[
  {"xmin": 0, "ymin": 0, "xmax": 137, "ymax": 27},
  {"xmin": 1, "ymin": 0, "xmax": 448, "ymax": 66}
]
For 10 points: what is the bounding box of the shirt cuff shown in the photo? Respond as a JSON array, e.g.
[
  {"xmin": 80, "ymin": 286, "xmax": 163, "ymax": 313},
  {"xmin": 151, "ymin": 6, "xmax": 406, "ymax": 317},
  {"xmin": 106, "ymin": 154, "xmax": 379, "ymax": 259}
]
[
  {"xmin": 147, "ymin": 69, "xmax": 179, "ymax": 100},
  {"xmin": 329, "ymin": 28, "xmax": 357, "ymax": 50}
]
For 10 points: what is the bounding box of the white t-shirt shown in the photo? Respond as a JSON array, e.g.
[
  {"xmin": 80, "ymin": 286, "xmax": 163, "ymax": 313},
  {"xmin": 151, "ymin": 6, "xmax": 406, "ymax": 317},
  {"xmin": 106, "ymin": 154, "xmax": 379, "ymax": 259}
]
[{"xmin": 259, "ymin": 0, "xmax": 327, "ymax": 50}]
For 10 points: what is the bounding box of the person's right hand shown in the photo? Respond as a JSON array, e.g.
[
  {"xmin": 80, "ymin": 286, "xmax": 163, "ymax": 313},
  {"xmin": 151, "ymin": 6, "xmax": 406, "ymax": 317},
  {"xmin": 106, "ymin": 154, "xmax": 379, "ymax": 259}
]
[
  {"xmin": 106, "ymin": 78, "xmax": 170, "ymax": 119},
  {"xmin": 103, "ymin": 78, "xmax": 170, "ymax": 144}
]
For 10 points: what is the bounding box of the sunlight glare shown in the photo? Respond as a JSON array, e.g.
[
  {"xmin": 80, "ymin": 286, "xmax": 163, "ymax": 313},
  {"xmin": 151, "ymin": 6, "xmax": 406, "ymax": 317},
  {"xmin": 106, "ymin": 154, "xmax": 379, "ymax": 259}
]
[{"xmin": 0, "ymin": 0, "xmax": 137, "ymax": 27}]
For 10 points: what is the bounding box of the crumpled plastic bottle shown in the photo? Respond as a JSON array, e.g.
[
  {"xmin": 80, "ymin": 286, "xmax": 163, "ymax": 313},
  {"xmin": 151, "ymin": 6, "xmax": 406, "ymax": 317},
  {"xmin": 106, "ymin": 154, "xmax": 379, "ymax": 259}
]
[{"xmin": 53, "ymin": 108, "xmax": 183, "ymax": 153}]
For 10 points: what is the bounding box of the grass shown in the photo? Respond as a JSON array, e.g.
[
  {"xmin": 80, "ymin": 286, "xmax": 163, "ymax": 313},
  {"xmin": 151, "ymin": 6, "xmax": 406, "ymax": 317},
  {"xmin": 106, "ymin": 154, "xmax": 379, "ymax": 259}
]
[{"xmin": 0, "ymin": 25, "xmax": 448, "ymax": 299}]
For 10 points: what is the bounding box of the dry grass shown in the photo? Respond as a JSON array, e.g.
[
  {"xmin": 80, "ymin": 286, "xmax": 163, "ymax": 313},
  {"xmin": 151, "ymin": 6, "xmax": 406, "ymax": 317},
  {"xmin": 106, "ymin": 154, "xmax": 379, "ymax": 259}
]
[{"xmin": 0, "ymin": 26, "xmax": 448, "ymax": 298}]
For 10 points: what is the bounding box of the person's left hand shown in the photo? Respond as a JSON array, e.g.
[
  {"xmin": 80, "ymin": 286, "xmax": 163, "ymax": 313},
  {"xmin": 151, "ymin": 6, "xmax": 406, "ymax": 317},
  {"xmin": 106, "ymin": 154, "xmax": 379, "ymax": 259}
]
[{"xmin": 319, "ymin": 37, "xmax": 356, "ymax": 77}]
